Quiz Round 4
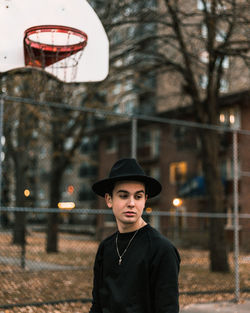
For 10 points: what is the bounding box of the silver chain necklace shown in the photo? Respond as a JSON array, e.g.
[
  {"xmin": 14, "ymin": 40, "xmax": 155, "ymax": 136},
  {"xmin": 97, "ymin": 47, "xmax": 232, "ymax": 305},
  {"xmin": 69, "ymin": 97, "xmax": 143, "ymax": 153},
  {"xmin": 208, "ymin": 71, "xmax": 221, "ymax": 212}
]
[{"xmin": 115, "ymin": 229, "xmax": 139, "ymax": 265}]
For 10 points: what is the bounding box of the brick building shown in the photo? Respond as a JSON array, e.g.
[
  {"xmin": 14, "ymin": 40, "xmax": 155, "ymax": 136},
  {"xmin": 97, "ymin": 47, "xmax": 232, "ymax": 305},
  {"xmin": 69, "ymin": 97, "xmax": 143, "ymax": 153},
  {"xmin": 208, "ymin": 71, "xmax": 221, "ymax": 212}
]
[{"xmin": 93, "ymin": 90, "xmax": 250, "ymax": 251}]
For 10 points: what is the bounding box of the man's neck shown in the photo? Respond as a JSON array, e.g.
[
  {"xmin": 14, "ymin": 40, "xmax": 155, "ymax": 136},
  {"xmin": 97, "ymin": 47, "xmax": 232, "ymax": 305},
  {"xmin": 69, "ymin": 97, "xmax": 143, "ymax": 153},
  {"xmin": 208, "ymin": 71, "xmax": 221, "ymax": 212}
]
[{"xmin": 118, "ymin": 219, "xmax": 147, "ymax": 233}]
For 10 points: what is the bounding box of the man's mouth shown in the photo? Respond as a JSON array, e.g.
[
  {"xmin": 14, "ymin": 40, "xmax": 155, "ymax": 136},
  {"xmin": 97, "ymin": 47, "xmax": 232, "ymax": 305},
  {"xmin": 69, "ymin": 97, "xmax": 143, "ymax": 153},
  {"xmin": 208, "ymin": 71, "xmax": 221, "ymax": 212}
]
[{"xmin": 124, "ymin": 211, "xmax": 136, "ymax": 217}]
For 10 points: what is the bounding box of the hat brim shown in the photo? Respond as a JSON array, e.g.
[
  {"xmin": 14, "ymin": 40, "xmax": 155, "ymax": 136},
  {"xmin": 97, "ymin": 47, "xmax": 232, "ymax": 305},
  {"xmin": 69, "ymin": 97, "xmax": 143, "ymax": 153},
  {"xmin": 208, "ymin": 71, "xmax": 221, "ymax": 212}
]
[{"xmin": 92, "ymin": 174, "xmax": 162, "ymax": 198}]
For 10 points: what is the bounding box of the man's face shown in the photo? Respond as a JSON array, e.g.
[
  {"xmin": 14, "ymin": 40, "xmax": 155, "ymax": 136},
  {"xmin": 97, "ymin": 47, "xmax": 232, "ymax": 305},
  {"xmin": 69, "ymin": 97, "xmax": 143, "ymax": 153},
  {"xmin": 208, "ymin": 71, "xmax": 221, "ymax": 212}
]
[{"xmin": 105, "ymin": 181, "xmax": 147, "ymax": 232}]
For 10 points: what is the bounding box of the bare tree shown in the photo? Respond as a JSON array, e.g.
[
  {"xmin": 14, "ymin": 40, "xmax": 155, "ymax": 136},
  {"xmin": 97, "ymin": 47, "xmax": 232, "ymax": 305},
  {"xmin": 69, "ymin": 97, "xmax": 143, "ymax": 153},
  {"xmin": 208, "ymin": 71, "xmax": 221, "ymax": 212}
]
[
  {"xmin": 1, "ymin": 69, "xmax": 42, "ymax": 245},
  {"xmin": 94, "ymin": 0, "xmax": 250, "ymax": 272},
  {"xmin": 43, "ymin": 81, "xmax": 106, "ymax": 253},
  {"xmin": 1, "ymin": 69, "xmax": 106, "ymax": 252}
]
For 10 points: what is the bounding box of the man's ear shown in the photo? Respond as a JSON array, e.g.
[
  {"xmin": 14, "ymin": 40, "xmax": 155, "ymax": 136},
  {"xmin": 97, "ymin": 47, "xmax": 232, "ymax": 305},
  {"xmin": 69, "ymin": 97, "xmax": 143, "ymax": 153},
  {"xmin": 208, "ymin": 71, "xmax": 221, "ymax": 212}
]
[{"xmin": 105, "ymin": 193, "xmax": 112, "ymax": 208}]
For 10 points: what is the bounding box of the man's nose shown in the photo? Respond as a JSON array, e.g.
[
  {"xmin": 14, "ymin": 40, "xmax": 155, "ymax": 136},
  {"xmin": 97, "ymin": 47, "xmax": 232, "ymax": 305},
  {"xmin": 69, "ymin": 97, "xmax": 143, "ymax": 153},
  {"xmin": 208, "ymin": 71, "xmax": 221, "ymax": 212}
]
[{"xmin": 128, "ymin": 196, "xmax": 135, "ymax": 206}]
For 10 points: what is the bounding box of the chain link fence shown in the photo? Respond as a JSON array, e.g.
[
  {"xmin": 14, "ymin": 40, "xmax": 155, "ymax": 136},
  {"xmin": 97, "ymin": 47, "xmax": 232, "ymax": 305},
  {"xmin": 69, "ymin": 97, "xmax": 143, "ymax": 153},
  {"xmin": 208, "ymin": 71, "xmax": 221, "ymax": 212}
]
[
  {"xmin": 0, "ymin": 208, "xmax": 250, "ymax": 309},
  {"xmin": 0, "ymin": 93, "xmax": 249, "ymax": 309}
]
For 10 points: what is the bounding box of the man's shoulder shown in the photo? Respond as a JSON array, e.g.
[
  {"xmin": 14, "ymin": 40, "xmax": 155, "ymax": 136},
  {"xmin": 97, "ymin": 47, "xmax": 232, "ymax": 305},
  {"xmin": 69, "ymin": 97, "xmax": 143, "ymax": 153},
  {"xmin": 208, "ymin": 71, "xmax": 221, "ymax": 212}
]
[
  {"xmin": 146, "ymin": 225, "xmax": 171, "ymax": 243},
  {"xmin": 146, "ymin": 225, "xmax": 179, "ymax": 253}
]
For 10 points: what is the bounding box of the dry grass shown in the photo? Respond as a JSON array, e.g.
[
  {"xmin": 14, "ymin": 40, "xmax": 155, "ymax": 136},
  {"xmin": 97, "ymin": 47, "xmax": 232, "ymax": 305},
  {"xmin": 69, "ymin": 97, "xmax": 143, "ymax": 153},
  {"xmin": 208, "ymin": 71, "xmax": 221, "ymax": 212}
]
[{"xmin": 0, "ymin": 230, "xmax": 250, "ymax": 312}]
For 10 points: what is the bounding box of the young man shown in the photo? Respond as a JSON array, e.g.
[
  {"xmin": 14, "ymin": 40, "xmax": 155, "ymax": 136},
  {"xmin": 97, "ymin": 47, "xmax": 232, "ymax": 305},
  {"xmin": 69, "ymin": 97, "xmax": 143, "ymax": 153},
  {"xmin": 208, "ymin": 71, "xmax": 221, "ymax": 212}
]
[{"xmin": 90, "ymin": 158, "xmax": 180, "ymax": 313}]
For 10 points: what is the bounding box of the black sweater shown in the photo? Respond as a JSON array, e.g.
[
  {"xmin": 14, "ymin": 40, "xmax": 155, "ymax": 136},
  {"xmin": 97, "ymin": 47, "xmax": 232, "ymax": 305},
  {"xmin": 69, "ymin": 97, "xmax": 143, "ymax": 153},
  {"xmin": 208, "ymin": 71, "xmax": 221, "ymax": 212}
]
[{"xmin": 89, "ymin": 224, "xmax": 180, "ymax": 313}]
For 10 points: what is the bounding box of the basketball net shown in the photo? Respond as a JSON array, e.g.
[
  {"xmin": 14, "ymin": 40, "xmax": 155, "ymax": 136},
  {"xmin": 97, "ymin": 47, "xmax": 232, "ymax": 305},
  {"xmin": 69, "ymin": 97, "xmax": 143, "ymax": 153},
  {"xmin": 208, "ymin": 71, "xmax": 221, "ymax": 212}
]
[{"xmin": 24, "ymin": 25, "xmax": 88, "ymax": 83}]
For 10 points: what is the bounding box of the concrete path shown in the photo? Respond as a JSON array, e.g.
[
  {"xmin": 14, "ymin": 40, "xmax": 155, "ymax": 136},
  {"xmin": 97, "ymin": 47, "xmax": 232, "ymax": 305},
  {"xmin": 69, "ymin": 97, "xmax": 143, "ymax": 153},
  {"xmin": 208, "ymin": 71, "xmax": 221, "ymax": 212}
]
[
  {"xmin": 180, "ymin": 300, "xmax": 250, "ymax": 313},
  {"xmin": 0, "ymin": 255, "xmax": 84, "ymax": 270}
]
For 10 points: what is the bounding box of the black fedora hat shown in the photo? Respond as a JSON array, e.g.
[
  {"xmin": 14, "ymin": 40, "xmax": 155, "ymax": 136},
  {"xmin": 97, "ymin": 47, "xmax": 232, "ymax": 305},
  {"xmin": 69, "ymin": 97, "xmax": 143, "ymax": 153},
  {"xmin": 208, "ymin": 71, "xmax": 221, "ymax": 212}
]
[{"xmin": 92, "ymin": 158, "xmax": 162, "ymax": 198}]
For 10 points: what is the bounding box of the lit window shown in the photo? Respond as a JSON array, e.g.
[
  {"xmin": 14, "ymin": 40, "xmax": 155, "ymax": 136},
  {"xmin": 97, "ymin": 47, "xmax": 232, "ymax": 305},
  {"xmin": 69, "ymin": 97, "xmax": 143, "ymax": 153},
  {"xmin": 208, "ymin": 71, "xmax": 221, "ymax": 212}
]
[
  {"xmin": 220, "ymin": 113, "xmax": 225, "ymax": 123},
  {"xmin": 169, "ymin": 162, "xmax": 188, "ymax": 184},
  {"xmin": 229, "ymin": 114, "xmax": 235, "ymax": 124},
  {"xmin": 219, "ymin": 108, "xmax": 240, "ymax": 128}
]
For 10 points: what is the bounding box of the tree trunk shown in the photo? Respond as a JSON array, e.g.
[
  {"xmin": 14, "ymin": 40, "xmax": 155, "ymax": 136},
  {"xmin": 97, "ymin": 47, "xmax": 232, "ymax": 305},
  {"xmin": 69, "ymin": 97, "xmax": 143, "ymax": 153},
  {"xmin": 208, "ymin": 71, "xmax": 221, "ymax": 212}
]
[
  {"xmin": 12, "ymin": 146, "xmax": 27, "ymax": 245},
  {"xmin": 46, "ymin": 163, "xmax": 63, "ymax": 253},
  {"xmin": 200, "ymin": 129, "xmax": 230, "ymax": 272},
  {"xmin": 46, "ymin": 212, "xmax": 59, "ymax": 253},
  {"xmin": 13, "ymin": 212, "xmax": 26, "ymax": 245}
]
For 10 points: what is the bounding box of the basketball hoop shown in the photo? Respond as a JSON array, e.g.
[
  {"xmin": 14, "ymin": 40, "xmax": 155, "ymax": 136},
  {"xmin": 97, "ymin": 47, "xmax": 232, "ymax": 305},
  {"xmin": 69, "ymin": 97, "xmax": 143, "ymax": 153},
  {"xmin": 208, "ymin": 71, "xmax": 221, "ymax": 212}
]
[{"xmin": 24, "ymin": 25, "xmax": 88, "ymax": 82}]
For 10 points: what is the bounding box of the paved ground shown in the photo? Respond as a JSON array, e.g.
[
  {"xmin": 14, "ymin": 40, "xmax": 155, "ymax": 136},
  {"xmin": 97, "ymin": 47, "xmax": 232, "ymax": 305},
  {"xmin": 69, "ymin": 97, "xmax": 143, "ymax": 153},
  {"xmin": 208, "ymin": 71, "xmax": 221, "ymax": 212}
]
[
  {"xmin": 0, "ymin": 255, "xmax": 85, "ymax": 270},
  {"xmin": 180, "ymin": 300, "xmax": 250, "ymax": 313}
]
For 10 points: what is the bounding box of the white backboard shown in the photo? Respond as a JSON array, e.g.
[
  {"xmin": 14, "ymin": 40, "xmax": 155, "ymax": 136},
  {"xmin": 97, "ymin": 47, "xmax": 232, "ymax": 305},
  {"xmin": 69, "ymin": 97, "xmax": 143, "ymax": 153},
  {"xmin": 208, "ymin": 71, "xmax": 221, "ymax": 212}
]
[{"xmin": 0, "ymin": 0, "xmax": 109, "ymax": 82}]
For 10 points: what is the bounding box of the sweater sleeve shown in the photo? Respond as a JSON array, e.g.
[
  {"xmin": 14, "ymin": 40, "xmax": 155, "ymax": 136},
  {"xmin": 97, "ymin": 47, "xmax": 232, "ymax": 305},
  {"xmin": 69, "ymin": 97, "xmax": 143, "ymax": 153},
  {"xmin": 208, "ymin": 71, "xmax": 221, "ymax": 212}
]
[
  {"xmin": 89, "ymin": 242, "xmax": 103, "ymax": 313},
  {"xmin": 150, "ymin": 240, "xmax": 180, "ymax": 313}
]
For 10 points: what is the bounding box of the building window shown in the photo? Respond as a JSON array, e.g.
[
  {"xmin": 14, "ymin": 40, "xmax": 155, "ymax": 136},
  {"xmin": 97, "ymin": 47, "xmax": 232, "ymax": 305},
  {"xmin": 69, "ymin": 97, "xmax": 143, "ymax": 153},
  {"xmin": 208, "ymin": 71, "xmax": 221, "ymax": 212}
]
[
  {"xmin": 200, "ymin": 50, "xmax": 209, "ymax": 63},
  {"xmin": 80, "ymin": 136, "xmax": 98, "ymax": 154},
  {"xmin": 216, "ymin": 29, "xmax": 226, "ymax": 42},
  {"xmin": 114, "ymin": 58, "xmax": 123, "ymax": 68},
  {"xmin": 113, "ymin": 103, "xmax": 121, "ymax": 113},
  {"xmin": 169, "ymin": 162, "xmax": 188, "ymax": 184},
  {"xmin": 152, "ymin": 129, "xmax": 160, "ymax": 157},
  {"xmin": 124, "ymin": 78, "xmax": 134, "ymax": 91},
  {"xmin": 138, "ymin": 129, "xmax": 151, "ymax": 147},
  {"xmin": 106, "ymin": 136, "xmax": 118, "ymax": 152},
  {"xmin": 197, "ymin": 0, "xmax": 211, "ymax": 11},
  {"xmin": 79, "ymin": 184, "xmax": 96, "ymax": 201},
  {"xmin": 137, "ymin": 129, "xmax": 160, "ymax": 159},
  {"xmin": 124, "ymin": 53, "xmax": 135, "ymax": 66},
  {"xmin": 65, "ymin": 164, "xmax": 73, "ymax": 174},
  {"xmin": 112, "ymin": 30, "xmax": 123, "ymax": 45},
  {"xmin": 150, "ymin": 167, "xmax": 161, "ymax": 182},
  {"xmin": 127, "ymin": 25, "xmax": 136, "ymax": 39},
  {"xmin": 219, "ymin": 158, "xmax": 234, "ymax": 180},
  {"xmin": 220, "ymin": 78, "xmax": 229, "ymax": 93},
  {"xmin": 124, "ymin": 99, "xmax": 137, "ymax": 114},
  {"xmin": 113, "ymin": 82, "xmax": 122, "ymax": 95},
  {"xmin": 216, "ymin": 56, "xmax": 229, "ymax": 69},
  {"xmin": 199, "ymin": 74, "xmax": 208, "ymax": 89},
  {"xmin": 219, "ymin": 107, "xmax": 240, "ymax": 128},
  {"xmin": 79, "ymin": 164, "xmax": 98, "ymax": 178},
  {"xmin": 201, "ymin": 24, "xmax": 208, "ymax": 38}
]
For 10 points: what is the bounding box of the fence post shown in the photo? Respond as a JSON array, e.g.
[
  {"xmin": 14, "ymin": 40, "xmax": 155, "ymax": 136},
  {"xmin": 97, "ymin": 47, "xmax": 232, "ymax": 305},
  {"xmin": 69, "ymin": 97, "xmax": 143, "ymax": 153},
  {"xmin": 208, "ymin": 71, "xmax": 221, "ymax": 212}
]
[
  {"xmin": 131, "ymin": 117, "xmax": 137, "ymax": 159},
  {"xmin": 232, "ymin": 129, "xmax": 240, "ymax": 302},
  {"xmin": 0, "ymin": 96, "xmax": 4, "ymax": 222},
  {"xmin": 21, "ymin": 240, "xmax": 26, "ymax": 269}
]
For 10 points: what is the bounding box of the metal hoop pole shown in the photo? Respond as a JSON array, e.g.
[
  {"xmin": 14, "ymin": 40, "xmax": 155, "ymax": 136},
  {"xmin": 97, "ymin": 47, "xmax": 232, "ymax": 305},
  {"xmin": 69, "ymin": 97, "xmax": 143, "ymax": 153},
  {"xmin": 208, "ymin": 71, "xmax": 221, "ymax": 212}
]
[{"xmin": 233, "ymin": 129, "xmax": 240, "ymax": 302}]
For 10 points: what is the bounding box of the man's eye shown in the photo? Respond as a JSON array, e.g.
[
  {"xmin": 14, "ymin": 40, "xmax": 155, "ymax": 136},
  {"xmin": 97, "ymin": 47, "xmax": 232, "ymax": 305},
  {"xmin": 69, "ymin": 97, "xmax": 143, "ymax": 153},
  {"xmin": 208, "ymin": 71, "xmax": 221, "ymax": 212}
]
[
  {"xmin": 135, "ymin": 194, "xmax": 143, "ymax": 200},
  {"xmin": 119, "ymin": 194, "xmax": 128, "ymax": 199}
]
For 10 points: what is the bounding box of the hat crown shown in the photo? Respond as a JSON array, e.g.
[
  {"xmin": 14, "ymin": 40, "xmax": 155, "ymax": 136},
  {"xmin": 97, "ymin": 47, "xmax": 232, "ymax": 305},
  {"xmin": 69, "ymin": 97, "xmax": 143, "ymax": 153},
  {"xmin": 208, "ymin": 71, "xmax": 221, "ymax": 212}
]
[
  {"xmin": 109, "ymin": 158, "xmax": 145, "ymax": 178},
  {"xmin": 92, "ymin": 158, "xmax": 162, "ymax": 198}
]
